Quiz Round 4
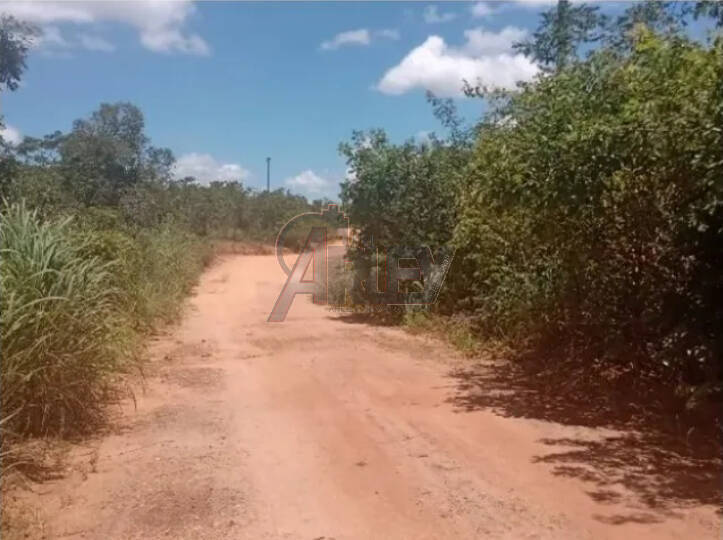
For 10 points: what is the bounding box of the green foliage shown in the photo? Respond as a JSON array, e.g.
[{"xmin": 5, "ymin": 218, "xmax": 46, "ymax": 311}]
[
  {"xmin": 0, "ymin": 200, "xmax": 216, "ymax": 446},
  {"xmin": 58, "ymin": 102, "xmax": 173, "ymax": 206},
  {"xmin": 342, "ymin": 14, "xmax": 722, "ymax": 416},
  {"xmin": 403, "ymin": 311, "xmax": 482, "ymax": 357},
  {"xmin": 513, "ymin": 0, "xmax": 607, "ymax": 72},
  {"xmin": 339, "ymin": 126, "xmax": 464, "ymax": 316},
  {"xmin": 243, "ymin": 189, "xmax": 318, "ymax": 244},
  {"xmin": 3, "ymin": 101, "xmax": 321, "ymax": 241},
  {"xmin": 694, "ymin": 1, "xmax": 723, "ymax": 27},
  {"xmin": 0, "ymin": 15, "xmax": 39, "ymax": 92},
  {"xmin": 340, "ymin": 128, "xmax": 461, "ymax": 250},
  {"xmin": 605, "ymin": 1, "xmax": 688, "ymax": 53},
  {"xmin": 0, "ymin": 202, "xmax": 128, "ymax": 439},
  {"xmin": 130, "ymin": 224, "xmax": 213, "ymax": 326},
  {"xmin": 2, "ymin": 166, "xmax": 71, "ymax": 217},
  {"xmin": 456, "ymin": 31, "xmax": 721, "ymax": 396}
]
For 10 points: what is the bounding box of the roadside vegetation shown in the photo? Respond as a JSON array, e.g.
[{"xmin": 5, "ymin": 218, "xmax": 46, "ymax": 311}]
[
  {"xmin": 0, "ymin": 0, "xmax": 720, "ymax": 470},
  {"xmin": 339, "ymin": 1, "xmax": 722, "ymax": 438},
  {"xmin": 0, "ymin": 17, "xmax": 328, "ymax": 462}
]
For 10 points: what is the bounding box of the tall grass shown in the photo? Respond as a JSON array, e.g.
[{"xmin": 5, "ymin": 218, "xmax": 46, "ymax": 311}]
[
  {"xmin": 131, "ymin": 225, "xmax": 213, "ymax": 326},
  {"xmin": 79, "ymin": 223, "xmax": 213, "ymax": 330},
  {"xmin": 1, "ymin": 202, "xmax": 128, "ymax": 442},
  {"xmin": 0, "ymin": 203, "xmax": 214, "ymax": 457}
]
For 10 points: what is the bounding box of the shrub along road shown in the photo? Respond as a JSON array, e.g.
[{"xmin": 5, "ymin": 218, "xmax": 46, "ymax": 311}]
[{"xmin": 15, "ymin": 254, "xmax": 720, "ymax": 539}]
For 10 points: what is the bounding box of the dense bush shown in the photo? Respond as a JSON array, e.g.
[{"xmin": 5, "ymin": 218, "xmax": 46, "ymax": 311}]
[
  {"xmin": 454, "ymin": 32, "xmax": 721, "ymax": 401},
  {"xmin": 341, "ymin": 15, "xmax": 722, "ymax": 419},
  {"xmin": 340, "ymin": 127, "xmax": 463, "ymax": 251},
  {"xmin": 79, "ymin": 218, "xmax": 213, "ymax": 329},
  {"xmin": 338, "ymin": 119, "xmax": 470, "ymax": 316},
  {"xmin": 130, "ymin": 225, "xmax": 213, "ymax": 326}
]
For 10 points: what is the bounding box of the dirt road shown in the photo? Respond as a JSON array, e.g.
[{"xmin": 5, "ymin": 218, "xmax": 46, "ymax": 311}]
[{"xmin": 17, "ymin": 255, "xmax": 720, "ymax": 539}]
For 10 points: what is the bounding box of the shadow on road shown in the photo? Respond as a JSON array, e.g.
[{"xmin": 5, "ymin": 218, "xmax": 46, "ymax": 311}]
[
  {"xmin": 326, "ymin": 309, "xmax": 722, "ymax": 521},
  {"xmin": 332, "ymin": 312, "xmax": 401, "ymax": 327},
  {"xmin": 445, "ymin": 359, "xmax": 722, "ymax": 520}
]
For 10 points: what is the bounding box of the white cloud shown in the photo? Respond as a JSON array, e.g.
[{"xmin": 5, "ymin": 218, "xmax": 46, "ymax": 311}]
[
  {"xmin": 470, "ymin": 2, "xmax": 494, "ymax": 18},
  {"xmin": 284, "ymin": 170, "xmax": 332, "ymax": 196},
  {"xmin": 141, "ymin": 28, "xmax": 208, "ymax": 55},
  {"xmin": 79, "ymin": 34, "xmax": 115, "ymax": 52},
  {"xmin": 468, "ymin": 0, "xmax": 563, "ymax": 19},
  {"xmin": 415, "ymin": 130, "xmax": 433, "ymax": 144},
  {"xmin": 173, "ymin": 153, "xmax": 249, "ymax": 185},
  {"xmin": 513, "ymin": 0, "xmax": 557, "ymax": 5},
  {"xmin": 320, "ymin": 29, "xmax": 370, "ymax": 50},
  {"xmin": 0, "ymin": 2, "xmax": 92, "ymax": 24},
  {"xmin": 376, "ymin": 27, "xmax": 539, "ymax": 97},
  {"xmin": 0, "ymin": 1, "xmax": 209, "ymax": 55},
  {"xmin": 462, "ymin": 27, "xmax": 528, "ymax": 56},
  {"xmin": 320, "ymin": 28, "xmax": 400, "ymax": 50},
  {"xmin": 0, "ymin": 124, "xmax": 22, "ymax": 146},
  {"xmin": 377, "ymin": 28, "xmax": 400, "ymax": 40},
  {"xmin": 423, "ymin": 5, "xmax": 457, "ymax": 24},
  {"xmin": 37, "ymin": 25, "xmax": 70, "ymax": 48}
]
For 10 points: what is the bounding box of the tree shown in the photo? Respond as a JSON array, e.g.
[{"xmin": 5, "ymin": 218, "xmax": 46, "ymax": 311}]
[
  {"xmin": 607, "ymin": 1, "xmax": 687, "ymax": 51},
  {"xmin": 339, "ymin": 129, "xmax": 459, "ymax": 252},
  {"xmin": 456, "ymin": 31, "xmax": 722, "ymax": 398},
  {"xmin": 694, "ymin": 1, "xmax": 723, "ymax": 27},
  {"xmin": 58, "ymin": 103, "xmax": 174, "ymax": 206},
  {"xmin": 0, "ymin": 15, "xmax": 39, "ymax": 92},
  {"xmin": 0, "ymin": 16, "xmax": 39, "ymax": 190},
  {"xmin": 513, "ymin": 0, "xmax": 606, "ymax": 72}
]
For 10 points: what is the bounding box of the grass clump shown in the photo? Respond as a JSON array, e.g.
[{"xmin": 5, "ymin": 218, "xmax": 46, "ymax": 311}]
[
  {"xmin": 0, "ymin": 202, "xmax": 128, "ymax": 442},
  {"xmin": 0, "ymin": 203, "xmax": 214, "ymax": 457},
  {"xmin": 403, "ymin": 310, "xmax": 483, "ymax": 358},
  {"xmin": 131, "ymin": 225, "xmax": 213, "ymax": 326}
]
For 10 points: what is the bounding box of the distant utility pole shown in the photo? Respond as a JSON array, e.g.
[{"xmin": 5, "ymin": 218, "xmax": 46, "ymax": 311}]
[{"xmin": 266, "ymin": 157, "xmax": 271, "ymax": 192}]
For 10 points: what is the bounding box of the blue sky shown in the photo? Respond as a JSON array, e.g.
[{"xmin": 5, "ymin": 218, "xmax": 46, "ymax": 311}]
[{"xmin": 0, "ymin": 1, "xmax": 679, "ymax": 199}]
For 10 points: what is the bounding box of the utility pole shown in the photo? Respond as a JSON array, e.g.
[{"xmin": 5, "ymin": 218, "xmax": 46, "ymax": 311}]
[{"xmin": 266, "ymin": 157, "xmax": 271, "ymax": 192}]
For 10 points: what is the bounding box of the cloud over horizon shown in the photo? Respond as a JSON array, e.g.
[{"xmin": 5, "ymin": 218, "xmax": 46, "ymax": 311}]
[
  {"xmin": 173, "ymin": 153, "xmax": 249, "ymax": 185},
  {"xmin": 376, "ymin": 26, "xmax": 538, "ymax": 97},
  {"xmin": 0, "ymin": 124, "xmax": 22, "ymax": 146},
  {"xmin": 284, "ymin": 169, "xmax": 335, "ymax": 197}
]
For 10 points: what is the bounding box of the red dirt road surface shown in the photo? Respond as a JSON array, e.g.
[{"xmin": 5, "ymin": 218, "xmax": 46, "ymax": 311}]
[{"xmin": 14, "ymin": 255, "xmax": 721, "ymax": 539}]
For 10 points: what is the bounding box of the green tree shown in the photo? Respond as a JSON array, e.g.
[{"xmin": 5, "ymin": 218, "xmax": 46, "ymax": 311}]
[
  {"xmin": 513, "ymin": 0, "xmax": 606, "ymax": 72},
  {"xmin": 607, "ymin": 1, "xmax": 688, "ymax": 51},
  {"xmin": 58, "ymin": 103, "xmax": 174, "ymax": 206},
  {"xmin": 694, "ymin": 1, "xmax": 723, "ymax": 27},
  {"xmin": 0, "ymin": 16, "xmax": 39, "ymax": 197},
  {"xmin": 456, "ymin": 30, "xmax": 721, "ymax": 398},
  {"xmin": 0, "ymin": 15, "xmax": 39, "ymax": 92},
  {"xmin": 340, "ymin": 92, "xmax": 473, "ymax": 254}
]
